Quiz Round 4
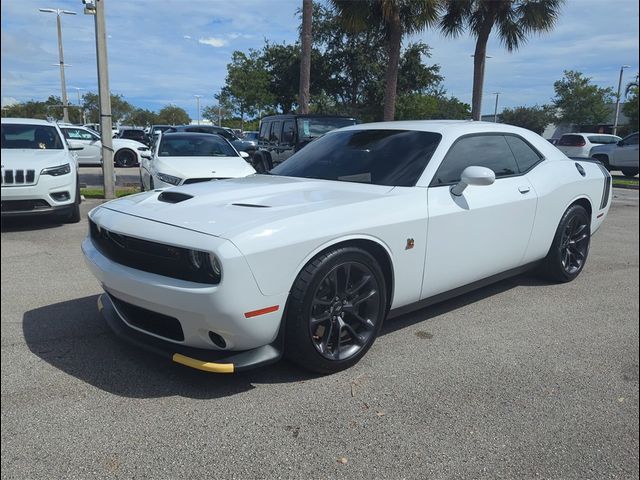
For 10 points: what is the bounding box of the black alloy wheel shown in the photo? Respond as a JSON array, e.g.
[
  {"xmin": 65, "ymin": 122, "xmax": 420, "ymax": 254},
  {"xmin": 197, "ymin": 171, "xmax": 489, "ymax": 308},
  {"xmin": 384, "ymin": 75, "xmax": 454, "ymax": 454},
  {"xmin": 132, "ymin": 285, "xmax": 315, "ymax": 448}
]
[
  {"xmin": 559, "ymin": 214, "xmax": 590, "ymax": 275},
  {"xmin": 539, "ymin": 204, "xmax": 591, "ymax": 282},
  {"xmin": 309, "ymin": 261, "xmax": 381, "ymax": 361},
  {"xmin": 285, "ymin": 247, "xmax": 387, "ymax": 373},
  {"xmin": 114, "ymin": 149, "xmax": 137, "ymax": 167}
]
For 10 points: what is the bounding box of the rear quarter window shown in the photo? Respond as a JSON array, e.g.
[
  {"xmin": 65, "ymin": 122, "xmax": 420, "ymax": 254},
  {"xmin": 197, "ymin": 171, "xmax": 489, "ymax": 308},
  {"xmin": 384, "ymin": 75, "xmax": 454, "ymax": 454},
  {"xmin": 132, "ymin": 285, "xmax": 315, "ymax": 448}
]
[{"xmin": 504, "ymin": 135, "xmax": 543, "ymax": 172}]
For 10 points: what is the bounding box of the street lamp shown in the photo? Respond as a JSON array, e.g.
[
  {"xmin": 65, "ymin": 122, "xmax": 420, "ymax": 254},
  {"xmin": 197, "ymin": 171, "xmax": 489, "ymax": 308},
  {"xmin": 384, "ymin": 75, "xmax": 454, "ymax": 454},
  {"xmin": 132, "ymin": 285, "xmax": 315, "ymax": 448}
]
[
  {"xmin": 492, "ymin": 92, "xmax": 501, "ymax": 123},
  {"xmin": 194, "ymin": 95, "xmax": 202, "ymax": 125},
  {"xmin": 39, "ymin": 8, "xmax": 76, "ymax": 123},
  {"xmin": 613, "ymin": 65, "xmax": 631, "ymax": 136}
]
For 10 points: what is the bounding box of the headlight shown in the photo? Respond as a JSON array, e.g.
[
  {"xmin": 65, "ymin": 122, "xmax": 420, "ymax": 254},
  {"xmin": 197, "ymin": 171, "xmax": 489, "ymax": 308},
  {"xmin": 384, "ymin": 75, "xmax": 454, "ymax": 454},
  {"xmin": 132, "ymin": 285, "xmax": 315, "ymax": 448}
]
[
  {"xmin": 187, "ymin": 250, "xmax": 222, "ymax": 283},
  {"xmin": 156, "ymin": 172, "xmax": 181, "ymax": 186},
  {"xmin": 41, "ymin": 164, "xmax": 71, "ymax": 176}
]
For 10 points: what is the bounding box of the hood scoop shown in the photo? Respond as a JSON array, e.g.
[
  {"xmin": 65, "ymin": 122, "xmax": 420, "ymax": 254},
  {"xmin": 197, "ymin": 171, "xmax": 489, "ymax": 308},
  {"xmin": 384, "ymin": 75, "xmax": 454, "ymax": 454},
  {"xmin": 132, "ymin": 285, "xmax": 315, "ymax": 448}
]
[
  {"xmin": 231, "ymin": 203, "xmax": 271, "ymax": 208},
  {"xmin": 158, "ymin": 191, "xmax": 193, "ymax": 204}
]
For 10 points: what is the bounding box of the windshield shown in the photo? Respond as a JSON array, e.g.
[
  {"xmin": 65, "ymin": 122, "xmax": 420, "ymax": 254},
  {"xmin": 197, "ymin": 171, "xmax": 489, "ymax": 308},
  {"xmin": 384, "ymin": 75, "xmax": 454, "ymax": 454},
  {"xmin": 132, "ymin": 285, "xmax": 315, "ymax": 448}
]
[
  {"xmin": 296, "ymin": 117, "xmax": 356, "ymax": 139},
  {"xmin": 158, "ymin": 134, "xmax": 238, "ymax": 157},
  {"xmin": 271, "ymin": 129, "xmax": 441, "ymax": 187},
  {"xmin": 1, "ymin": 124, "xmax": 64, "ymax": 150}
]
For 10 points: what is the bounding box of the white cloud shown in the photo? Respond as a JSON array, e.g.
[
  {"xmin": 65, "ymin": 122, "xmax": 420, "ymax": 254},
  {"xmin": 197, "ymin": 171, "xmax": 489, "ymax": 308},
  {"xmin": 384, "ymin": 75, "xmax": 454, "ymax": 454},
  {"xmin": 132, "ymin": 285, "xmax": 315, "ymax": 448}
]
[
  {"xmin": 183, "ymin": 35, "xmax": 192, "ymax": 40},
  {"xmin": 198, "ymin": 37, "xmax": 227, "ymax": 48},
  {"xmin": 2, "ymin": 96, "xmax": 18, "ymax": 107}
]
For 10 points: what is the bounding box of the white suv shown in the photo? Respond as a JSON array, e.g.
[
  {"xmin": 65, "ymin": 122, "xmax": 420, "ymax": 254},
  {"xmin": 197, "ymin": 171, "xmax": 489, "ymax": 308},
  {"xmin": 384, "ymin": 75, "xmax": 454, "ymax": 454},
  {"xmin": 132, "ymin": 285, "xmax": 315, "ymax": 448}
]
[
  {"xmin": 556, "ymin": 133, "xmax": 621, "ymax": 158},
  {"xmin": 1, "ymin": 118, "xmax": 81, "ymax": 223}
]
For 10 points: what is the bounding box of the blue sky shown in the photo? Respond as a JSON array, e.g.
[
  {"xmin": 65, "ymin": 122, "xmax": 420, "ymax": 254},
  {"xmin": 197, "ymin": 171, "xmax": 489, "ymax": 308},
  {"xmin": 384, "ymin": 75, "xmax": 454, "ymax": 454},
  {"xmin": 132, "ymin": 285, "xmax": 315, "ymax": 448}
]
[{"xmin": 1, "ymin": 0, "xmax": 638, "ymax": 119}]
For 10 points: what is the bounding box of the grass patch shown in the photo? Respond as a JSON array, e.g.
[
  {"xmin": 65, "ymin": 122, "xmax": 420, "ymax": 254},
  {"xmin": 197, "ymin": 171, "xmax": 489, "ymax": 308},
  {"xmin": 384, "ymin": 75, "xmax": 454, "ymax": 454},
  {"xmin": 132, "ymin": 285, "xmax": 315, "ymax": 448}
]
[
  {"xmin": 81, "ymin": 187, "xmax": 141, "ymax": 199},
  {"xmin": 612, "ymin": 177, "xmax": 639, "ymax": 188}
]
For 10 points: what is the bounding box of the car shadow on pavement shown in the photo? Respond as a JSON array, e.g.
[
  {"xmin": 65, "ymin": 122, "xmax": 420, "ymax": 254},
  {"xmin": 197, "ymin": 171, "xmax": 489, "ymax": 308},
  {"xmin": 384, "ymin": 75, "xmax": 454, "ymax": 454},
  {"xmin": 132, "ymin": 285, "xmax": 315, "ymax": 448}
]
[
  {"xmin": 23, "ymin": 273, "xmax": 550, "ymax": 399},
  {"xmin": 1, "ymin": 216, "xmax": 68, "ymax": 232},
  {"xmin": 22, "ymin": 295, "xmax": 319, "ymax": 400}
]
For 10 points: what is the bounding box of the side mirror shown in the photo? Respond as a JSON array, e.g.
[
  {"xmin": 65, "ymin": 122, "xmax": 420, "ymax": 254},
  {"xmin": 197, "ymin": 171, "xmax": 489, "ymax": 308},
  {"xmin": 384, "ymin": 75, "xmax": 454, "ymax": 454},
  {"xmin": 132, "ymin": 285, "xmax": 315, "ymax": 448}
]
[
  {"xmin": 617, "ymin": 140, "xmax": 625, "ymax": 147},
  {"xmin": 239, "ymin": 151, "xmax": 250, "ymax": 159},
  {"xmin": 450, "ymin": 166, "xmax": 496, "ymax": 196},
  {"xmin": 138, "ymin": 146, "xmax": 152, "ymax": 159}
]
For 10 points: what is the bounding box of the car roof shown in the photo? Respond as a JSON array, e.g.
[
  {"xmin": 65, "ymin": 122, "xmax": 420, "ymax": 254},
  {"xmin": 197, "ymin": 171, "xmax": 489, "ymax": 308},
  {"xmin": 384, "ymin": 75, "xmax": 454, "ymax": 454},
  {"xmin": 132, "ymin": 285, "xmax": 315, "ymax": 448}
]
[
  {"xmin": 162, "ymin": 131, "xmax": 222, "ymax": 137},
  {"xmin": 1, "ymin": 117, "xmax": 57, "ymax": 125},
  {"xmin": 560, "ymin": 132, "xmax": 619, "ymax": 137},
  {"xmin": 261, "ymin": 114, "xmax": 356, "ymax": 120},
  {"xmin": 339, "ymin": 120, "xmax": 540, "ymax": 136}
]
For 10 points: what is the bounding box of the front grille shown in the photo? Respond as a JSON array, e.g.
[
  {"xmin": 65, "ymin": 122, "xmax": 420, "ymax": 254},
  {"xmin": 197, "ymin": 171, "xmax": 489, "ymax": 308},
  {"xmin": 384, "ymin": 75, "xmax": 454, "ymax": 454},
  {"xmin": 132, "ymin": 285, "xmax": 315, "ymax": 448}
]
[
  {"xmin": 1, "ymin": 199, "xmax": 50, "ymax": 212},
  {"xmin": 109, "ymin": 294, "xmax": 184, "ymax": 341},
  {"xmin": 89, "ymin": 220, "xmax": 218, "ymax": 284},
  {"xmin": 2, "ymin": 169, "xmax": 36, "ymax": 185}
]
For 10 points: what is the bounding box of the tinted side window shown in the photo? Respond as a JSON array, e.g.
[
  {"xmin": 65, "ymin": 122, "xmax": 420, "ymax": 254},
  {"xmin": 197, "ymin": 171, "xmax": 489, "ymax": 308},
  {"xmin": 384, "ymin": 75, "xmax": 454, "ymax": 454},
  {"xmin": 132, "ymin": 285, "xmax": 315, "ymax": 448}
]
[
  {"xmin": 624, "ymin": 134, "xmax": 638, "ymax": 145},
  {"xmin": 505, "ymin": 135, "xmax": 543, "ymax": 173},
  {"xmin": 433, "ymin": 135, "xmax": 519, "ymax": 185},
  {"xmin": 282, "ymin": 120, "xmax": 295, "ymax": 144},
  {"xmin": 259, "ymin": 121, "xmax": 270, "ymax": 142},
  {"xmin": 558, "ymin": 135, "xmax": 585, "ymax": 146},
  {"xmin": 270, "ymin": 121, "xmax": 282, "ymax": 142}
]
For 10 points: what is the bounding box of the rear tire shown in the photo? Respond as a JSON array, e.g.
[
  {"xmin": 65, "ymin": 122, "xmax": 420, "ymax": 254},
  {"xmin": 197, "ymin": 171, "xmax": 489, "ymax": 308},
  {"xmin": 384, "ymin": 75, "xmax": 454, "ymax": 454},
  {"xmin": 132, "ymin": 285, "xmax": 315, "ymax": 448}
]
[
  {"xmin": 285, "ymin": 247, "xmax": 387, "ymax": 374},
  {"xmin": 621, "ymin": 168, "xmax": 639, "ymax": 177},
  {"xmin": 114, "ymin": 149, "xmax": 137, "ymax": 168},
  {"xmin": 539, "ymin": 204, "xmax": 590, "ymax": 283},
  {"xmin": 592, "ymin": 155, "xmax": 610, "ymax": 170}
]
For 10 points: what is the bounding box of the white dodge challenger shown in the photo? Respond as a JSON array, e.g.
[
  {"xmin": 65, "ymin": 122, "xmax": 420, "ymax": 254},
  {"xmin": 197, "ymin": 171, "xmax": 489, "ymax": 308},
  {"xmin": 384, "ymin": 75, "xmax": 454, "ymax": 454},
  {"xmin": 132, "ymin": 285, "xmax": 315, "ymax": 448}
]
[{"xmin": 82, "ymin": 121, "xmax": 612, "ymax": 374}]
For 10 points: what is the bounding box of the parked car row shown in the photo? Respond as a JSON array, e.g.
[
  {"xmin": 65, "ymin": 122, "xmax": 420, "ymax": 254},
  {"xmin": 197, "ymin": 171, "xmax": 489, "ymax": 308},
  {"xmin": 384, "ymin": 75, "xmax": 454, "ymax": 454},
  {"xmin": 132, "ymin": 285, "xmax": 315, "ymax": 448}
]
[{"xmin": 553, "ymin": 131, "xmax": 639, "ymax": 177}]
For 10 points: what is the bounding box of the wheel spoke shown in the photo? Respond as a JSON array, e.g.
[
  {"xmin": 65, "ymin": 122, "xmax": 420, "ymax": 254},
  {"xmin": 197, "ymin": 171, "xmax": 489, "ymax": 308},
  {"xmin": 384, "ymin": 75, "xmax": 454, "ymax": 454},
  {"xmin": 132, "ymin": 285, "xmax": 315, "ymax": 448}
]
[
  {"xmin": 341, "ymin": 263, "xmax": 352, "ymax": 293},
  {"xmin": 352, "ymin": 289, "xmax": 378, "ymax": 307},
  {"xmin": 310, "ymin": 311, "xmax": 331, "ymax": 325},
  {"xmin": 331, "ymin": 321, "xmax": 342, "ymax": 359},
  {"xmin": 347, "ymin": 311, "xmax": 375, "ymax": 329},
  {"xmin": 343, "ymin": 322, "xmax": 365, "ymax": 345},
  {"xmin": 329, "ymin": 269, "xmax": 338, "ymax": 298},
  {"xmin": 347, "ymin": 274, "xmax": 371, "ymax": 295},
  {"xmin": 320, "ymin": 321, "xmax": 334, "ymax": 354}
]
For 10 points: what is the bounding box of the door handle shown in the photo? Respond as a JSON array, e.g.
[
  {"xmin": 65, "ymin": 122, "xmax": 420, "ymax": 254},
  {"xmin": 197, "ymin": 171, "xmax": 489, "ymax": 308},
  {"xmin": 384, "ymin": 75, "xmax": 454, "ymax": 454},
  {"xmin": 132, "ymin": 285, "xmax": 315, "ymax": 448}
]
[{"xmin": 518, "ymin": 186, "xmax": 531, "ymax": 194}]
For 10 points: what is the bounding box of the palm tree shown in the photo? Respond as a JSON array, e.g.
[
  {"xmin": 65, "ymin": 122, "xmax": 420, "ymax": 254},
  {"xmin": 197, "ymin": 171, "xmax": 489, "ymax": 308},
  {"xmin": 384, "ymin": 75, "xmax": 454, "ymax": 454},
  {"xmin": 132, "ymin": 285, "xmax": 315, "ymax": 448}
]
[
  {"xmin": 625, "ymin": 73, "xmax": 639, "ymax": 97},
  {"xmin": 331, "ymin": 0, "xmax": 440, "ymax": 121},
  {"xmin": 299, "ymin": 0, "xmax": 313, "ymax": 114},
  {"xmin": 440, "ymin": 0, "xmax": 564, "ymax": 120}
]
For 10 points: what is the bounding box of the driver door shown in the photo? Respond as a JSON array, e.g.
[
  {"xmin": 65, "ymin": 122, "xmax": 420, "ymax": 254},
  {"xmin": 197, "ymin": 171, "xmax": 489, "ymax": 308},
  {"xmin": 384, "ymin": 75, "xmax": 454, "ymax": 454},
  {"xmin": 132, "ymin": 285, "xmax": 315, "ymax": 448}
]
[
  {"xmin": 422, "ymin": 134, "xmax": 538, "ymax": 299},
  {"xmin": 613, "ymin": 133, "xmax": 639, "ymax": 168}
]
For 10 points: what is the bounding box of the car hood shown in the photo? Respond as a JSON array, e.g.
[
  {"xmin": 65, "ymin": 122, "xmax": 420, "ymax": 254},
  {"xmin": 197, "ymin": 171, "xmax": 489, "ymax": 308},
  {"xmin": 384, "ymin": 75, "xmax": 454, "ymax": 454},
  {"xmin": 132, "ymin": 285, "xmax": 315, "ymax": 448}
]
[
  {"xmin": 99, "ymin": 174, "xmax": 393, "ymax": 238},
  {"xmin": 0, "ymin": 148, "xmax": 72, "ymax": 169},
  {"xmin": 154, "ymin": 156, "xmax": 256, "ymax": 180}
]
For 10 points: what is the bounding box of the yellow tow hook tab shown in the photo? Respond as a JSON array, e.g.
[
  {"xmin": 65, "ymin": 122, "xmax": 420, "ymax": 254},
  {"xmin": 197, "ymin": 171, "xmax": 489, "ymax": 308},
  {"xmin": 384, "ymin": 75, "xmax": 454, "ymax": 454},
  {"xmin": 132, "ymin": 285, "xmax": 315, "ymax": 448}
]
[{"xmin": 172, "ymin": 353, "xmax": 235, "ymax": 374}]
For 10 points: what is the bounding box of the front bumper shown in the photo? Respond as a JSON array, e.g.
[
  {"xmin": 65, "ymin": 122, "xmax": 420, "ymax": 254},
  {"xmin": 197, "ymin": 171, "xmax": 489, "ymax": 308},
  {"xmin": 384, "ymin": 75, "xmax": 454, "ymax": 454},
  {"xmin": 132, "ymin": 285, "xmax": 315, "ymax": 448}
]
[
  {"xmin": 98, "ymin": 294, "xmax": 282, "ymax": 373},
  {"xmin": 1, "ymin": 172, "xmax": 77, "ymax": 216},
  {"xmin": 82, "ymin": 208, "xmax": 288, "ymax": 354}
]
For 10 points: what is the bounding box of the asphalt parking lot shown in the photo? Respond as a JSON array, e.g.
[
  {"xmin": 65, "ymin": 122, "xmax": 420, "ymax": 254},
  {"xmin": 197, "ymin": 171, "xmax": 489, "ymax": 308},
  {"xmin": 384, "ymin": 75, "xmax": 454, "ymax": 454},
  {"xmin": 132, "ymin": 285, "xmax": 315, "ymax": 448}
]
[{"xmin": 1, "ymin": 190, "xmax": 638, "ymax": 479}]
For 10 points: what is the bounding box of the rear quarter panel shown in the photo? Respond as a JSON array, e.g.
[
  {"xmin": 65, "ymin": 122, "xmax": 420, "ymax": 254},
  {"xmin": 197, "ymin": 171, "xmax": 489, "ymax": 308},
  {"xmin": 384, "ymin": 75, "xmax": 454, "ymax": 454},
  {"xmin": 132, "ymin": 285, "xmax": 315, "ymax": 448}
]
[{"xmin": 523, "ymin": 159, "xmax": 610, "ymax": 263}]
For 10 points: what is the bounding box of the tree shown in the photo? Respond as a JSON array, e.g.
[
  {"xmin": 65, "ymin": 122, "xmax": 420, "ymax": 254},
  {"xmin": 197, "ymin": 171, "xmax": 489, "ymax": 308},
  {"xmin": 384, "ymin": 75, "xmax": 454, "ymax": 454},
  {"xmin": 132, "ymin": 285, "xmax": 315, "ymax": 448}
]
[
  {"xmin": 331, "ymin": 0, "xmax": 440, "ymax": 121},
  {"xmin": 156, "ymin": 105, "xmax": 190, "ymax": 125},
  {"xmin": 299, "ymin": 0, "xmax": 313, "ymax": 113},
  {"xmin": 82, "ymin": 92, "xmax": 133, "ymax": 124},
  {"xmin": 552, "ymin": 70, "xmax": 614, "ymax": 125},
  {"xmin": 623, "ymin": 87, "xmax": 639, "ymax": 131},
  {"xmin": 501, "ymin": 105, "xmax": 555, "ymax": 134},
  {"xmin": 1, "ymin": 95, "xmax": 84, "ymax": 123},
  {"xmin": 440, "ymin": 0, "xmax": 564, "ymax": 120},
  {"xmin": 126, "ymin": 108, "xmax": 158, "ymax": 127},
  {"xmin": 224, "ymin": 50, "xmax": 273, "ymax": 129},
  {"xmin": 396, "ymin": 93, "xmax": 470, "ymax": 120}
]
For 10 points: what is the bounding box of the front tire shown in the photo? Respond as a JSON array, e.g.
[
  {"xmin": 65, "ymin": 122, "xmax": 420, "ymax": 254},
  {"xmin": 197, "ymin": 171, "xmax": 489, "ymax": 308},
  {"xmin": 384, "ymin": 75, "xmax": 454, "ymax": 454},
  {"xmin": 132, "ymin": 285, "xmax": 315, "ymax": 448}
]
[
  {"xmin": 285, "ymin": 247, "xmax": 387, "ymax": 374},
  {"xmin": 65, "ymin": 181, "xmax": 81, "ymax": 223},
  {"xmin": 539, "ymin": 204, "xmax": 591, "ymax": 283}
]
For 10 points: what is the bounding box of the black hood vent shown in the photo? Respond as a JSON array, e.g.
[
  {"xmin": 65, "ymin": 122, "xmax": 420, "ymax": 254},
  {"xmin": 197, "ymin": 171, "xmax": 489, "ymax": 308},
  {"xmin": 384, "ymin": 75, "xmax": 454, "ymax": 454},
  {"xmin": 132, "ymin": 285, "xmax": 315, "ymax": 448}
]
[
  {"xmin": 231, "ymin": 203, "xmax": 271, "ymax": 208},
  {"xmin": 157, "ymin": 191, "xmax": 193, "ymax": 204}
]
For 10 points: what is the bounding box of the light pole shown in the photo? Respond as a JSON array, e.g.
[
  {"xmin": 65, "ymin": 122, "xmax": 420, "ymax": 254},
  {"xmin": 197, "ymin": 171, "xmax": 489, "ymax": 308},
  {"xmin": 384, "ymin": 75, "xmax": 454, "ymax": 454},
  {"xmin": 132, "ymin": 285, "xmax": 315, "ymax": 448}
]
[
  {"xmin": 84, "ymin": 0, "xmax": 115, "ymax": 200},
  {"xmin": 194, "ymin": 95, "xmax": 202, "ymax": 125},
  {"xmin": 71, "ymin": 86, "xmax": 85, "ymax": 123},
  {"xmin": 613, "ymin": 65, "xmax": 631, "ymax": 136},
  {"xmin": 40, "ymin": 8, "xmax": 76, "ymax": 123},
  {"xmin": 492, "ymin": 92, "xmax": 501, "ymax": 123}
]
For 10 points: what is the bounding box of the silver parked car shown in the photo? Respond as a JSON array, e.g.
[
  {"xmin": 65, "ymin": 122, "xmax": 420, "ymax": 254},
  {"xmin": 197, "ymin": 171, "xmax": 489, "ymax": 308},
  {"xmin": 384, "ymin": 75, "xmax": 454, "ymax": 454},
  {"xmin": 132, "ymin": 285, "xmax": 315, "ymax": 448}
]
[{"xmin": 590, "ymin": 132, "xmax": 639, "ymax": 177}]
